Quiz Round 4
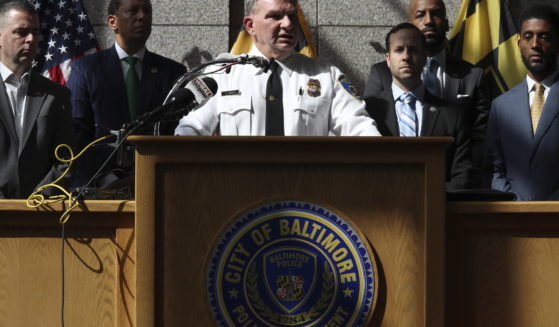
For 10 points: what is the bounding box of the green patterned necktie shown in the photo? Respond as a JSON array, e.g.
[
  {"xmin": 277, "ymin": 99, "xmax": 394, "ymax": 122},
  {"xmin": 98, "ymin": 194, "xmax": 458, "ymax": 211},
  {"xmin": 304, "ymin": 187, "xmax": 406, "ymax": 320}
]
[{"xmin": 124, "ymin": 56, "xmax": 139, "ymax": 120}]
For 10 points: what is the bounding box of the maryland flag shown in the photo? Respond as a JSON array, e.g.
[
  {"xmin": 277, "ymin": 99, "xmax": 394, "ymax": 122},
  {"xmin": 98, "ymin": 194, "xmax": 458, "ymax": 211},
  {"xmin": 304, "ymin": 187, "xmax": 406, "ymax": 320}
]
[
  {"xmin": 449, "ymin": 0, "xmax": 526, "ymax": 97},
  {"xmin": 231, "ymin": 4, "xmax": 317, "ymax": 57}
]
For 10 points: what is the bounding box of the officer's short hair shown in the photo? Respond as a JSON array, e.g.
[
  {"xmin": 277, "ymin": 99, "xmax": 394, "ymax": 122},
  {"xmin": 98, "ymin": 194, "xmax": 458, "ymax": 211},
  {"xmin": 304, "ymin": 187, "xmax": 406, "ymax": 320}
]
[{"xmin": 245, "ymin": 0, "xmax": 298, "ymax": 16}]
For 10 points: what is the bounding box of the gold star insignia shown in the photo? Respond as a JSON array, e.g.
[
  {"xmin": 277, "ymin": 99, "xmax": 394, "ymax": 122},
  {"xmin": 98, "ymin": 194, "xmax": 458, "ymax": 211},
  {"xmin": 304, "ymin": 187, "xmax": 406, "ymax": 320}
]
[
  {"xmin": 342, "ymin": 287, "xmax": 354, "ymax": 298},
  {"xmin": 228, "ymin": 288, "xmax": 239, "ymax": 299}
]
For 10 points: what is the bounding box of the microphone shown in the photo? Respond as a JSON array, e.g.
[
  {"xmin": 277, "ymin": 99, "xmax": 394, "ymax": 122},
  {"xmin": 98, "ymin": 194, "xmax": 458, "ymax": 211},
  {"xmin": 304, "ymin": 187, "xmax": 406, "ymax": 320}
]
[
  {"xmin": 162, "ymin": 76, "xmax": 219, "ymax": 120},
  {"xmin": 124, "ymin": 77, "xmax": 218, "ymax": 134},
  {"xmin": 215, "ymin": 53, "xmax": 270, "ymax": 69}
]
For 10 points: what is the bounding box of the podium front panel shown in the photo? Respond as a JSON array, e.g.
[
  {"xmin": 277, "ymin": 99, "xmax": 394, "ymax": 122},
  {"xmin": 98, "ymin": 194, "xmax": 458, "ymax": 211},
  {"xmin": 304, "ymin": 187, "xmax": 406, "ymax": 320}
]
[{"xmin": 132, "ymin": 136, "xmax": 449, "ymax": 327}]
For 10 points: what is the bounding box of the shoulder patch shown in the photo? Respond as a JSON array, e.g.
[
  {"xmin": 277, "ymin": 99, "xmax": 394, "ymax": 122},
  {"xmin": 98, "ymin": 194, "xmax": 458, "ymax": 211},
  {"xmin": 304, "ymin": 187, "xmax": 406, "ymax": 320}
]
[{"xmin": 338, "ymin": 75, "xmax": 359, "ymax": 98}]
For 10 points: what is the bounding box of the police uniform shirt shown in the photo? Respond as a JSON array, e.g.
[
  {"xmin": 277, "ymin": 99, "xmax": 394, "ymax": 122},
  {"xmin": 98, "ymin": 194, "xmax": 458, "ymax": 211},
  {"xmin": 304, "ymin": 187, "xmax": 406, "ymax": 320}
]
[{"xmin": 175, "ymin": 45, "xmax": 381, "ymax": 136}]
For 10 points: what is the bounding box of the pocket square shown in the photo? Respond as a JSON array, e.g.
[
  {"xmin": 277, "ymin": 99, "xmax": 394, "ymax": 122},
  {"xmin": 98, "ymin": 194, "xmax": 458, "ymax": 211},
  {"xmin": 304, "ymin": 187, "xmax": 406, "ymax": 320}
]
[{"xmin": 456, "ymin": 94, "xmax": 470, "ymax": 99}]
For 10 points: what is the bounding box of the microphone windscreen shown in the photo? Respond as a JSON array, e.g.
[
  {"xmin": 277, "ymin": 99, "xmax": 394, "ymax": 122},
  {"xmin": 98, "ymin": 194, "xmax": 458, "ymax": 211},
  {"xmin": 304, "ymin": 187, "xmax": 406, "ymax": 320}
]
[
  {"xmin": 201, "ymin": 77, "xmax": 218, "ymax": 94},
  {"xmin": 170, "ymin": 88, "xmax": 194, "ymax": 107},
  {"xmin": 185, "ymin": 77, "xmax": 218, "ymax": 104}
]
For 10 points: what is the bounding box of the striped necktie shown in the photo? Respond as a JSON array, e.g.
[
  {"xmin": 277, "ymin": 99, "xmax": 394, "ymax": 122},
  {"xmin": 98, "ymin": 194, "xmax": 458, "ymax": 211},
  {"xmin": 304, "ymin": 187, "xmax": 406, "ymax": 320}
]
[
  {"xmin": 399, "ymin": 93, "xmax": 417, "ymax": 137},
  {"xmin": 531, "ymin": 83, "xmax": 545, "ymax": 134}
]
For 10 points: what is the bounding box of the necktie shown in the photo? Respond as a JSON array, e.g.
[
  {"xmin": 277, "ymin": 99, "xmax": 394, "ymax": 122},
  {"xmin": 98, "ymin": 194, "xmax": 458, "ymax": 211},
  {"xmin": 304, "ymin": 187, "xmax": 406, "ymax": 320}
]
[
  {"xmin": 124, "ymin": 56, "xmax": 139, "ymax": 121},
  {"xmin": 265, "ymin": 61, "xmax": 284, "ymax": 136},
  {"xmin": 399, "ymin": 93, "xmax": 417, "ymax": 137},
  {"xmin": 531, "ymin": 83, "xmax": 545, "ymax": 134},
  {"xmin": 424, "ymin": 58, "xmax": 441, "ymax": 97}
]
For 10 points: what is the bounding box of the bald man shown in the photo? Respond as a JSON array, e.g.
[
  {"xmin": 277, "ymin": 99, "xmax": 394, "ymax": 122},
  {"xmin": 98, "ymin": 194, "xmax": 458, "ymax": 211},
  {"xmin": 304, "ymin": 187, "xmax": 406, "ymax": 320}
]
[{"xmin": 364, "ymin": 0, "xmax": 489, "ymax": 188}]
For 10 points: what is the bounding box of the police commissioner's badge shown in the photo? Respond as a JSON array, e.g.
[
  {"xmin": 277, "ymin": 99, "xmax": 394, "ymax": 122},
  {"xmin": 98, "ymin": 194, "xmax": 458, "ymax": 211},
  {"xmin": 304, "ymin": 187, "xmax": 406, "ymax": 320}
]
[{"xmin": 207, "ymin": 201, "xmax": 377, "ymax": 326}]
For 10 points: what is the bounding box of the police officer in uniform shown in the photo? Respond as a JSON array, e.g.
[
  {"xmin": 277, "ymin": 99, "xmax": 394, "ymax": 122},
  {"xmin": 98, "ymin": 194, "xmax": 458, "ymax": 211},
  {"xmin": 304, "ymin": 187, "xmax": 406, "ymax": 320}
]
[{"xmin": 175, "ymin": 0, "xmax": 381, "ymax": 136}]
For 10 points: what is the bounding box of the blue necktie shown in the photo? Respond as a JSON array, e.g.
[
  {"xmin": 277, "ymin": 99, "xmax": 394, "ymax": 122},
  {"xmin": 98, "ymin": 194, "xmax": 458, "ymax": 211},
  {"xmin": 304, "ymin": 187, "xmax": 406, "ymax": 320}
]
[
  {"xmin": 399, "ymin": 93, "xmax": 417, "ymax": 137},
  {"xmin": 424, "ymin": 58, "xmax": 441, "ymax": 97}
]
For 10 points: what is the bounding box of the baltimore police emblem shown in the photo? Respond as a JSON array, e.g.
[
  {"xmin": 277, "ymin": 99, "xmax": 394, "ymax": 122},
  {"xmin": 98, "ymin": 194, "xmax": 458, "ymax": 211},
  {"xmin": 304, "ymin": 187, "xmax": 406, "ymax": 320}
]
[{"xmin": 207, "ymin": 201, "xmax": 377, "ymax": 327}]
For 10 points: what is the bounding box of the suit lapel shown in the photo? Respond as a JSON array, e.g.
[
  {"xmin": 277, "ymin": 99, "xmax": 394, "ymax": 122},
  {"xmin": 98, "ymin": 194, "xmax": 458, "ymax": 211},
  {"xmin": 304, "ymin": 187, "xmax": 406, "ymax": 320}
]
[
  {"xmin": 138, "ymin": 51, "xmax": 157, "ymax": 116},
  {"xmin": 509, "ymin": 81, "xmax": 534, "ymax": 140},
  {"xmin": 442, "ymin": 54, "xmax": 460, "ymax": 102},
  {"xmin": 107, "ymin": 46, "xmax": 131, "ymax": 121},
  {"xmin": 0, "ymin": 79, "xmax": 18, "ymax": 144},
  {"xmin": 421, "ymin": 92, "xmax": 440, "ymax": 136},
  {"xmin": 533, "ymin": 75, "xmax": 559, "ymax": 147},
  {"xmin": 20, "ymin": 73, "xmax": 47, "ymax": 155},
  {"xmin": 382, "ymin": 88, "xmax": 399, "ymax": 136}
]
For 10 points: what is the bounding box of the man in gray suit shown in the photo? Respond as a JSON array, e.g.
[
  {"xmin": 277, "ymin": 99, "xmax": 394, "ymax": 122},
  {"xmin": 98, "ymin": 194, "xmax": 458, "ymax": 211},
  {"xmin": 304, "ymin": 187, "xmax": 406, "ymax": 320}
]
[
  {"xmin": 0, "ymin": 0, "xmax": 74, "ymax": 198},
  {"xmin": 488, "ymin": 4, "xmax": 559, "ymax": 201},
  {"xmin": 364, "ymin": 0, "xmax": 489, "ymax": 187}
]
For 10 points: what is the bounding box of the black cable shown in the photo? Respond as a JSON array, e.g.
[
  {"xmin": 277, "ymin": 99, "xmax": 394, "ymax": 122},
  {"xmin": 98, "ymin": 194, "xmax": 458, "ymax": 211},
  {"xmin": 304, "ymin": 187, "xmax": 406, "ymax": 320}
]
[{"xmin": 61, "ymin": 222, "xmax": 65, "ymax": 327}]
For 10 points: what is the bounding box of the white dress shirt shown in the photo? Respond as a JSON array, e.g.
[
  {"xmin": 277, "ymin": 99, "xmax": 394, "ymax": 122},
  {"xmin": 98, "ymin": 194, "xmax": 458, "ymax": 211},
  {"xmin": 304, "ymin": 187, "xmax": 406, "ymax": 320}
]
[
  {"xmin": 115, "ymin": 42, "xmax": 146, "ymax": 81},
  {"xmin": 0, "ymin": 62, "xmax": 30, "ymax": 140},
  {"xmin": 526, "ymin": 70, "xmax": 558, "ymax": 108},
  {"xmin": 391, "ymin": 82, "xmax": 425, "ymax": 135}
]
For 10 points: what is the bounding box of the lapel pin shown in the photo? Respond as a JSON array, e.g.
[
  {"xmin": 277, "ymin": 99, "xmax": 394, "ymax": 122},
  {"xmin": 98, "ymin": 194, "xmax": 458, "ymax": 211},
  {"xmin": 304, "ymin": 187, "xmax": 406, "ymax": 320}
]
[
  {"xmin": 150, "ymin": 67, "xmax": 157, "ymax": 73},
  {"xmin": 430, "ymin": 106, "xmax": 437, "ymax": 112}
]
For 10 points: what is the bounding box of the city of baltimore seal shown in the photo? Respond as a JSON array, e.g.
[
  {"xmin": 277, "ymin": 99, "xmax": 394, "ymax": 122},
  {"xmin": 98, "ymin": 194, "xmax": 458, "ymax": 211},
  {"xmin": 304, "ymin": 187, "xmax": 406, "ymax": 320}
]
[{"xmin": 207, "ymin": 201, "xmax": 377, "ymax": 327}]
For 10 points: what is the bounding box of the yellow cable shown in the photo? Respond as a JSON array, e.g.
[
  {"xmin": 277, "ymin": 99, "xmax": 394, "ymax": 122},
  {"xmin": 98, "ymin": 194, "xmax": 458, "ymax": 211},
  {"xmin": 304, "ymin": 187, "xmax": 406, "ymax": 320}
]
[{"xmin": 26, "ymin": 134, "xmax": 114, "ymax": 224}]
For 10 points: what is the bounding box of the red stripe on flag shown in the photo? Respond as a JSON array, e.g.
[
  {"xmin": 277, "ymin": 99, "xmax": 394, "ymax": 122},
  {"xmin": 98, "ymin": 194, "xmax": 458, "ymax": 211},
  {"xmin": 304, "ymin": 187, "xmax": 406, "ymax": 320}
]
[{"xmin": 48, "ymin": 65, "xmax": 66, "ymax": 86}]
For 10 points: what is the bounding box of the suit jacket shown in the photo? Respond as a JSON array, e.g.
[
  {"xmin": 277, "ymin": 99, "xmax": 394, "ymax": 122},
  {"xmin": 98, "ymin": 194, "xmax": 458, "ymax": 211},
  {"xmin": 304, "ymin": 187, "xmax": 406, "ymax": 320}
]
[
  {"xmin": 363, "ymin": 54, "xmax": 489, "ymax": 187},
  {"xmin": 365, "ymin": 86, "xmax": 473, "ymax": 191},
  {"xmin": 488, "ymin": 75, "xmax": 559, "ymax": 200},
  {"xmin": 68, "ymin": 46, "xmax": 186, "ymax": 186},
  {"xmin": 0, "ymin": 72, "xmax": 74, "ymax": 198}
]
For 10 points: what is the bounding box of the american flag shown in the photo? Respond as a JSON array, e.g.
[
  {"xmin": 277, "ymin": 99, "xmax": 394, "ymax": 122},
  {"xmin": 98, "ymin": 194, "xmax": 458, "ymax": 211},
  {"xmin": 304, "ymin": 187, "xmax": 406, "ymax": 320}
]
[{"xmin": 29, "ymin": 0, "xmax": 99, "ymax": 85}]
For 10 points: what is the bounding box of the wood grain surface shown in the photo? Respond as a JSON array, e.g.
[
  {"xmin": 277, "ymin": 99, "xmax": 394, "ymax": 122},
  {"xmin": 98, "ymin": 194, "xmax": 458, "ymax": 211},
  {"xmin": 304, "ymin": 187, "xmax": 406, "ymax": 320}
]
[
  {"xmin": 0, "ymin": 200, "xmax": 135, "ymax": 327},
  {"xmin": 447, "ymin": 202, "xmax": 559, "ymax": 327},
  {"xmin": 132, "ymin": 136, "xmax": 448, "ymax": 327}
]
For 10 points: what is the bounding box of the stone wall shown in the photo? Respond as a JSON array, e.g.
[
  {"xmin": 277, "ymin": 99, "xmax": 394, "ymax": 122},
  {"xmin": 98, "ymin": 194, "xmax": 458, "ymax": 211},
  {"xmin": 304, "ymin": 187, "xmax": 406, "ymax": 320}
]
[{"xmin": 83, "ymin": 0, "xmax": 557, "ymax": 93}]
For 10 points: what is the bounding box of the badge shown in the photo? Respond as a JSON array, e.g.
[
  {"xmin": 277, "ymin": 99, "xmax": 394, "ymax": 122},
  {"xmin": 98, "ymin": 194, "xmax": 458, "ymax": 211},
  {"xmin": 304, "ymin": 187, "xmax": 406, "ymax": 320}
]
[
  {"xmin": 338, "ymin": 75, "xmax": 359, "ymax": 98},
  {"xmin": 207, "ymin": 201, "xmax": 377, "ymax": 327},
  {"xmin": 307, "ymin": 79, "xmax": 321, "ymax": 97}
]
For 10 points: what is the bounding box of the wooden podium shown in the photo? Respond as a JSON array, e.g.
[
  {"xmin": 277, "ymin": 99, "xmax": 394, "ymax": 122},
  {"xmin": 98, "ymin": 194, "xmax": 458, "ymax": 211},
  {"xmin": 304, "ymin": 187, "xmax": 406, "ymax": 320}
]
[
  {"xmin": 4, "ymin": 138, "xmax": 559, "ymax": 326},
  {"xmin": 130, "ymin": 136, "xmax": 450, "ymax": 327}
]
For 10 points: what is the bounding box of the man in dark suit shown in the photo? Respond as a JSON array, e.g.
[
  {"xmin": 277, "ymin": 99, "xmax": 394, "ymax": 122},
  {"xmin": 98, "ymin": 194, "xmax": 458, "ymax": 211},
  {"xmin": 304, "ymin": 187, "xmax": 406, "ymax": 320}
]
[
  {"xmin": 0, "ymin": 0, "xmax": 74, "ymax": 198},
  {"xmin": 68, "ymin": 0, "xmax": 186, "ymax": 187},
  {"xmin": 488, "ymin": 5, "xmax": 559, "ymax": 201},
  {"xmin": 363, "ymin": 0, "xmax": 488, "ymax": 187},
  {"xmin": 366, "ymin": 23, "xmax": 472, "ymax": 191}
]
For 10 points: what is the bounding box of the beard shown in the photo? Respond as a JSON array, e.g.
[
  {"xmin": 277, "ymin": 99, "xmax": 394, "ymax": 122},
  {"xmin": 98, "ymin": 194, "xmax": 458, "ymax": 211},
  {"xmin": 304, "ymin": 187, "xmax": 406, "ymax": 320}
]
[
  {"xmin": 522, "ymin": 54, "xmax": 558, "ymax": 75},
  {"xmin": 423, "ymin": 31, "xmax": 446, "ymax": 49}
]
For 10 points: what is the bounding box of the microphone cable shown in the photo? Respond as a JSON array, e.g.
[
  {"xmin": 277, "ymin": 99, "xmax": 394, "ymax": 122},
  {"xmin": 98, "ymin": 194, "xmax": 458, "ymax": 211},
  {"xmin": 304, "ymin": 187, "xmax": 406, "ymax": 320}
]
[{"xmin": 25, "ymin": 132, "xmax": 123, "ymax": 327}]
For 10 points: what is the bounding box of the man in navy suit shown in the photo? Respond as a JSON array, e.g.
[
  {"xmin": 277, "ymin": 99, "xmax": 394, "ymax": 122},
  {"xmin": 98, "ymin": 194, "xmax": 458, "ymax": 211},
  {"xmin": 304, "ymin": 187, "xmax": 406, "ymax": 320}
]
[
  {"xmin": 366, "ymin": 23, "xmax": 472, "ymax": 191},
  {"xmin": 364, "ymin": 0, "xmax": 488, "ymax": 187},
  {"xmin": 488, "ymin": 5, "xmax": 559, "ymax": 200},
  {"xmin": 68, "ymin": 0, "xmax": 186, "ymax": 187}
]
